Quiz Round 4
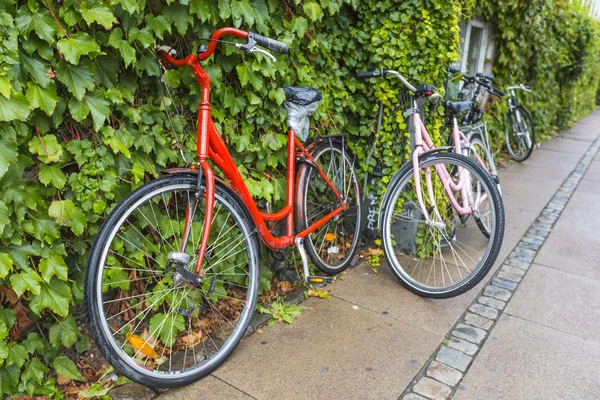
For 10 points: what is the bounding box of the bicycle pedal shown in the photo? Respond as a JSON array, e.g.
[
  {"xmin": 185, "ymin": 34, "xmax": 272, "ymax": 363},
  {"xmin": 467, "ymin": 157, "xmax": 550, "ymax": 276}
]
[
  {"xmin": 307, "ymin": 276, "xmax": 333, "ymax": 284},
  {"xmin": 491, "ymin": 174, "xmax": 500, "ymax": 184}
]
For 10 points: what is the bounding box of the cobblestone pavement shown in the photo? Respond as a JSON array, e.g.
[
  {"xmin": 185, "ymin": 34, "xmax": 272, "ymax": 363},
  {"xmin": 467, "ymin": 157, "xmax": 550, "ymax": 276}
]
[{"xmin": 157, "ymin": 112, "xmax": 600, "ymax": 400}]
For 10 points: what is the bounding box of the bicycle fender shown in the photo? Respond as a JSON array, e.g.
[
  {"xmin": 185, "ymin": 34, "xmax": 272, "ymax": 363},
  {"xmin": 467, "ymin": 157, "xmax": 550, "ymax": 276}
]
[{"xmin": 418, "ymin": 146, "xmax": 454, "ymax": 159}]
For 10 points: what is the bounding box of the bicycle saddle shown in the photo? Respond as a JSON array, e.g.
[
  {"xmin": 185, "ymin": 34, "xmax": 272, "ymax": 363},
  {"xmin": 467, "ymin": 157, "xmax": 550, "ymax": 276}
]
[
  {"xmin": 476, "ymin": 72, "xmax": 495, "ymax": 82},
  {"xmin": 283, "ymin": 86, "xmax": 322, "ymax": 106},
  {"xmin": 446, "ymin": 100, "xmax": 473, "ymax": 114}
]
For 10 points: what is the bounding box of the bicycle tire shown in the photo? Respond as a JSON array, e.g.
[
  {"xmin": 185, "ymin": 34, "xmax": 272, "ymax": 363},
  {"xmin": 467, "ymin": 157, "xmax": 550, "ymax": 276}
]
[
  {"xmin": 295, "ymin": 139, "xmax": 362, "ymax": 274},
  {"xmin": 463, "ymin": 134, "xmax": 500, "ymax": 238},
  {"xmin": 85, "ymin": 175, "xmax": 260, "ymax": 388},
  {"xmin": 506, "ymin": 106, "xmax": 535, "ymax": 162},
  {"xmin": 380, "ymin": 152, "xmax": 504, "ymax": 299}
]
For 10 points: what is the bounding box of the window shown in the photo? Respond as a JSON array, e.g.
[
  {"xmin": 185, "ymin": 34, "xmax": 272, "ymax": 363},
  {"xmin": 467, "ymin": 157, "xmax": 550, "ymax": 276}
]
[{"xmin": 453, "ymin": 19, "xmax": 490, "ymax": 75}]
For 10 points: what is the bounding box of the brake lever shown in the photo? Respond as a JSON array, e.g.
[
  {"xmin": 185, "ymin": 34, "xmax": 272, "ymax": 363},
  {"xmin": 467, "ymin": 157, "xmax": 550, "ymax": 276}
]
[{"xmin": 248, "ymin": 47, "xmax": 276, "ymax": 62}]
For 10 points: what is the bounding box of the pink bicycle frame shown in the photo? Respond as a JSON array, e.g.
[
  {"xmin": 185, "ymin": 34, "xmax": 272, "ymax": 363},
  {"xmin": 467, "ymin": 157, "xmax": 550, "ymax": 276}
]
[{"xmin": 410, "ymin": 112, "xmax": 485, "ymax": 225}]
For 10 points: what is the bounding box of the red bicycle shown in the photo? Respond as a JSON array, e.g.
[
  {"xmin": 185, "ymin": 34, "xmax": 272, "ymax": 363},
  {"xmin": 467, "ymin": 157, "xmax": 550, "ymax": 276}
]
[{"xmin": 85, "ymin": 28, "xmax": 361, "ymax": 387}]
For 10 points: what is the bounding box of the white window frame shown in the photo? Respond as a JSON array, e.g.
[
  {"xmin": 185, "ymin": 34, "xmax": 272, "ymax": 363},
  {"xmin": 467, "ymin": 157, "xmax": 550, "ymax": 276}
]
[{"xmin": 455, "ymin": 19, "xmax": 489, "ymax": 75}]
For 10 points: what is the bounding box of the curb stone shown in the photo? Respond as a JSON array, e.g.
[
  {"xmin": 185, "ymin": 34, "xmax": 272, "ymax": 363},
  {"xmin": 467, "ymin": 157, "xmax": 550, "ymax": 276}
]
[{"xmin": 399, "ymin": 134, "xmax": 600, "ymax": 399}]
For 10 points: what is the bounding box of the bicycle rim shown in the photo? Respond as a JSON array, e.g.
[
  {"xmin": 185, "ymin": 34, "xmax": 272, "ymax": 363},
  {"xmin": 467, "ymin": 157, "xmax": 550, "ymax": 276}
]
[
  {"xmin": 86, "ymin": 177, "xmax": 259, "ymax": 386},
  {"xmin": 506, "ymin": 109, "xmax": 533, "ymax": 161},
  {"xmin": 381, "ymin": 153, "xmax": 503, "ymax": 298},
  {"xmin": 299, "ymin": 141, "xmax": 361, "ymax": 274}
]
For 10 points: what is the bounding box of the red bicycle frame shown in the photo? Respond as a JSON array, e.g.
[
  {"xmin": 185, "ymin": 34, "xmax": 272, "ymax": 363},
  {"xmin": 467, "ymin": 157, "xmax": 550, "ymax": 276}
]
[{"xmin": 158, "ymin": 28, "xmax": 346, "ymax": 274}]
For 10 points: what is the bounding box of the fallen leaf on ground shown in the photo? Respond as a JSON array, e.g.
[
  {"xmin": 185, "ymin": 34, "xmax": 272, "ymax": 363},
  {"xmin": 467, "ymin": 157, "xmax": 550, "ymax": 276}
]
[
  {"xmin": 277, "ymin": 280, "xmax": 293, "ymax": 294},
  {"xmin": 307, "ymin": 288, "xmax": 332, "ymax": 299}
]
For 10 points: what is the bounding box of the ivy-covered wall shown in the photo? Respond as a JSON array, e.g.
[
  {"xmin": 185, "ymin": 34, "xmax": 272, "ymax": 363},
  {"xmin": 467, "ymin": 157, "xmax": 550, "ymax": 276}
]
[
  {"xmin": 0, "ymin": 0, "xmax": 598, "ymax": 395},
  {"xmin": 0, "ymin": 0, "xmax": 468, "ymax": 395},
  {"xmin": 478, "ymin": 0, "xmax": 600, "ymax": 142}
]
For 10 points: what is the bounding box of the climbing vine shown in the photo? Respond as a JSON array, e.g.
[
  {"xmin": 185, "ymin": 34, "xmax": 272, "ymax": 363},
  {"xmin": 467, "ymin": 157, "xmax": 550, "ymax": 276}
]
[{"xmin": 477, "ymin": 0, "xmax": 600, "ymax": 143}]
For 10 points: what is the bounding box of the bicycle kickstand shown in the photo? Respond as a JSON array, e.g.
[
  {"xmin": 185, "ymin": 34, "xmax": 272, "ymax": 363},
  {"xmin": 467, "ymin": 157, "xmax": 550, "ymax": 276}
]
[{"xmin": 294, "ymin": 238, "xmax": 333, "ymax": 284}]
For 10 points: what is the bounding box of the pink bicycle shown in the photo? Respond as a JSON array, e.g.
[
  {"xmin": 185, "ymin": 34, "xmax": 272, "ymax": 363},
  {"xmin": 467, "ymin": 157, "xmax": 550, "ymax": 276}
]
[{"xmin": 358, "ymin": 69, "xmax": 505, "ymax": 298}]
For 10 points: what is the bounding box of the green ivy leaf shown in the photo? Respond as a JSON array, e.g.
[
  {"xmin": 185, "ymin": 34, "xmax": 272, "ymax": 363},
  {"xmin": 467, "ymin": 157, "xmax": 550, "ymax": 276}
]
[
  {"xmin": 23, "ymin": 218, "xmax": 60, "ymax": 244},
  {"xmin": 218, "ymin": 0, "xmax": 232, "ymax": 20},
  {"xmin": 81, "ymin": 3, "xmax": 116, "ymax": 30},
  {"xmin": 39, "ymin": 253, "xmax": 68, "ymax": 283},
  {"xmin": 28, "ymin": 134, "xmax": 63, "ymax": 163},
  {"xmin": 0, "ymin": 76, "xmax": 13, "ymax": 99},
  {"xmin": 25, "ymin": 82, "xmax": 58, "ymax": 116},
  {"xmin": 163, "ymin": 3, "xmax": 193, "ymax": 35},
  {"xmin": 0, "ymin": 92, "xmax": 30, "ymax": 122},
  {"xmin": 38, "ymin": 163, "xmax": 66, "ymax": 189},
  {"xmin": 57, "ymin": 32, "xmax": 100, "ymax": 64},
  {"xmin": 291, "ymin": 16, "xmax": 308, "ymax": 38},
  {"xmin": 190, "ymin": 0, "xmax": 212, "ymax": 22},
  {"xmin": 163, "ymin": 70, "xmax": 180, "ymax": 88},
  {"xmin": 0, "ymin": 201, "xmax": 9, "ymax": 237},
  {"xmin": 15, "ymin": 7, "xmax": 56, "ymax": 44},
  {"xmin": 236, "ymin": 61, "xmax": 262, "ymax": 90},
  {"xmin": 129, "ymin": 27, "xmax": 154, "ymax": 48},
  {"xmin": 0, "ymin": 253, "xmax": 13, "ymax": 280},
  {"xmin": 9, "ymin": 269, "xmax": 42, "ymax": 297},
  {"xmin": 22, "ymin": 333, "xmax": 45, "ymax": 355},
  {"xmin": 54, "ymin": 355, "xmax": 86, "ymax": 382},
  {"xmin": 7, "ymin": 343, "xmax": 28, "ymax": 369},
  {"xmin": 19, "ymin": 51, "xmax": 53, "ymax": 88},
  {"xmin": 0, "ymin": 364, "xmax": 19, "ymax": 395},
  {"xmin": 0, "ymin": 321, "xmax": 8, "ymax": 366},
  {"xmin": 30, "ymin": 278, "xmax": 72, "ymax": 317},
  {"xmin": 70, "ymin": 208, "xmax": 87, "ymax": 236},
  {"xmin": 0, "ymin": 135, "xmax": 18, "ymax": 180},
  {"xmin": 94, "ymin": 56, "xmax": 119, "ymax": 88},
  {"xmin": 21, "ymin": 358, "xmax": 46, "ymax": 386},
  {"xmin": 70, "ymin": 92, "xmax": 110, "ymax": 132},
  {"xmin": 48, "ymin": 200, "xmax": 75, "ymax": 227},
  {"xmin": 49, "ymin": 317, "xmax": 79, "ymax": 348},
  {"xmin": 231, "ymin": 0, "xmax": 256, "ymax": 26},
  {"xmin": 55, "ymin": 60, "xmax": 95, "ymax": 101},
  {"xmin": 0, "ymin": 308, "xmax": 14, "ymax": 331},
  {"xmin": 303, "ymin": 2, "xmax": 324, "ymax": 22},
  {"xmin": 108, "ymin": 28, "xmax": 136, "ymax": 67},
  {"xmin": 145, "ymin": 15, "xmax": 171, "ymax": 40},
  {"xmin": 149, "ymin": 312, "xmax": 185, "ymax": 347}
]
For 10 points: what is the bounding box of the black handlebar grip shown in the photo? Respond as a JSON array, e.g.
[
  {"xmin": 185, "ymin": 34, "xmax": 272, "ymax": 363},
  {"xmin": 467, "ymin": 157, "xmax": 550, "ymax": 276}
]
[
  {"xmin": 492, "ymin": 87, "xmax": 506, "ymax": 98},
  {"xmin": 249, "ymin": 32, "xmax": 289, "ymax": 54},
  {"xmin": 357, "ymin": 70, "xmax": 382, "ymax": 80}
]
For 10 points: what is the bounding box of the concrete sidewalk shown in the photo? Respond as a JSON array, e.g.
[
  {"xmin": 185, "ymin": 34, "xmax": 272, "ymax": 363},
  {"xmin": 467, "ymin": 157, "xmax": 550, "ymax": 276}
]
[{"xmin": 159, "ymin": 110, "xmax": 600, "ymax": 400}]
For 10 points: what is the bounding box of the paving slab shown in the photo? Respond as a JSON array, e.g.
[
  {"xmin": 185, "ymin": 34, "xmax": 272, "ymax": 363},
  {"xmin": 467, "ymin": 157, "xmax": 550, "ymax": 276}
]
[
  {"xmin": 537, "ymin": 136, "xmax": 590, "ymax": 155},
  {"xmin": 498, "ymin": 169, "xmax": 567, "ymax": 214},
  {"xmin": 505, "ymin": 264, "xmax": 600, "ymax": 343},
  {"xmin": 582, "ymin": 160, "xmax": 600, "ymax": 182},
  {"xmin": 549, "ymin": 200, "xmax": 600, "ymax": 237},
  {"xmin": 157, "ymin": 375, "xmax": 252, "ymax": 400},
  {"xmin": 563, "ymin": 179, "xmax": 600, "ymax": 211},
  {"xmin": 535, "ymin": 230, "xmax": 600, "ymax": 280},
  {"xmin": 210, "ymin": 296, "xmax": 440, "ymax": 400},
  {"xmin": 559, "ymin": 124, "xmax": 600, "ymax": 142},
  {"xmin": 454, "ymin": 315, "xmax": 600, "ymax": 400},
  {"xmin": 332, "ymin": 261, "xmax": 476, "ymax": 336}
]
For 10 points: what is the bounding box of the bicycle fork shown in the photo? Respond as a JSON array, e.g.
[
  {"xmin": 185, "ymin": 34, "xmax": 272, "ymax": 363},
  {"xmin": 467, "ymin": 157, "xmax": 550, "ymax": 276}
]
[{"xmin": 168, "ymin": 160, "xmax": 216, "ymax": 287}]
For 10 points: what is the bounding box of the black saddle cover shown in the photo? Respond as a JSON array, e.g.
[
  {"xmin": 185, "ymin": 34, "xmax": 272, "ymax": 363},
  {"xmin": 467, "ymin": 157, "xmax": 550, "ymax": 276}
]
[
  {"xmin": 283, "ymin": 86, "xmax": 322, "ymax": 106},
  {"xmin": 282, "ymin": 86, "xmax": 322, "ymax": 141},
  {"xmin": 446, "ymin": 100, "xmax": 473, "ymax": 115}
]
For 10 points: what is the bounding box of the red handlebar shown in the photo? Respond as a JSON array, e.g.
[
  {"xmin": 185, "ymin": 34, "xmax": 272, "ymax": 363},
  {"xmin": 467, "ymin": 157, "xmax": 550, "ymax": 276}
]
[{"xmin": 158, "ymin": 27, "xmax": 248, "ymax": 67}]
